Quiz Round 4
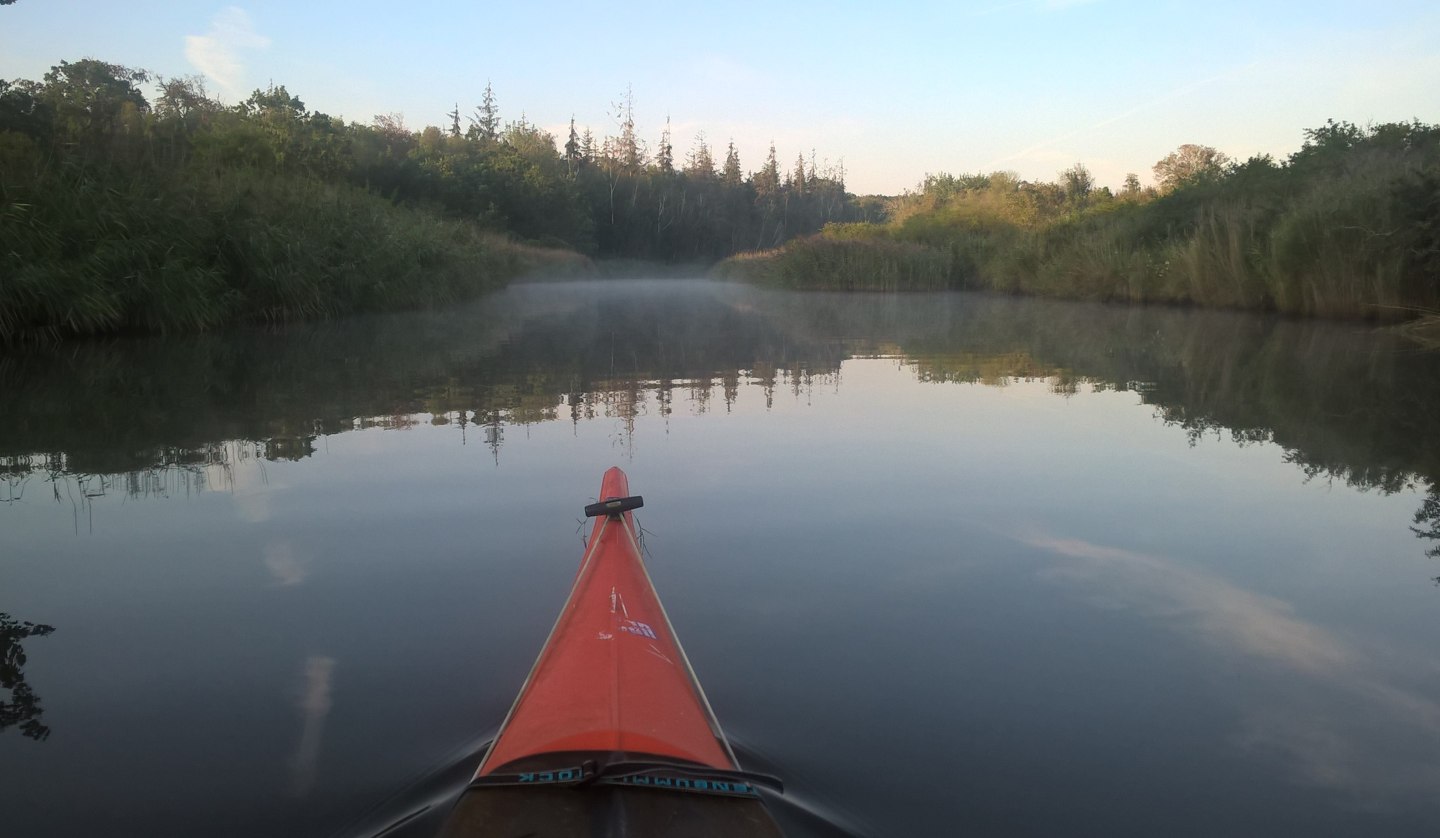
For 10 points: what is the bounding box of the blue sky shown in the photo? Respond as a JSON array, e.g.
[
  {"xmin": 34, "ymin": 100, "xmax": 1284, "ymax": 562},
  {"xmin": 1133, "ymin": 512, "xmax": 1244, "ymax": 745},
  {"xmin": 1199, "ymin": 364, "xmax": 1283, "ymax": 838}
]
[{"xmin": 2, "ymin": 1, "xmax": 1437, "ymax": 194}]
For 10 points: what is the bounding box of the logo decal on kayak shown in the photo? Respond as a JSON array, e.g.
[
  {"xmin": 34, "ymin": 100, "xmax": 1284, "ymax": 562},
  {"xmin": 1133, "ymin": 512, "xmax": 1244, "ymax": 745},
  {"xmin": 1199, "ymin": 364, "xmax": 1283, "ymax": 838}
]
[
  {"xmin": 620, "ymin": 619, "xmax": 657, "ymax": 640},
  {"xmin": 517, "ymin": 768, "xmax": 581, "ymax": 783},
  {"xmin": 614, "ymin": 775, "xmax": 758, "ymax": 797},
  {"xmin": 472, "ymin": 765, "xmax": 761, "ymax": 798}
]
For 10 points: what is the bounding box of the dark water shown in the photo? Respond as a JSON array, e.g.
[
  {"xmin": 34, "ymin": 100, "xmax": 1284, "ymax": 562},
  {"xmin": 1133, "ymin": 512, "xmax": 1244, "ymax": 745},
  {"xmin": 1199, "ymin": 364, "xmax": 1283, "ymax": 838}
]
[{"xmin": 3, "ymin": 280, "xmax": 1439, "ymax": 837}]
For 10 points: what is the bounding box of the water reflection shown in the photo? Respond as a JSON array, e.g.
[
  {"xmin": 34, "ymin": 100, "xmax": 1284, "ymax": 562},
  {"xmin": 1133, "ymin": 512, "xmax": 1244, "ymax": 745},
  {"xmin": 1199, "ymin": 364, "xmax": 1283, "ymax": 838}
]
[
  {"xmin": 1414, "ymin": 495, "xmax": 1440, "ymax": 561},
  {"xmin": 1416, "ymin": 497, "xmax": 1440, "ymax": 585},
  {"xmin": 4, "ymin": 282, "xmax": 1439, "ymax": 836},
  {"xmin": 290, "ymin": 655, "xmax": 337, "ymax": 797},
  {"xmin": 0, "ymin": 613, "xmax": 55, "ymax": 742},
  {"xmin": 1, "ymin": 281, "xmax": 1437, "ymax": 564},
  {"xmin": 1027, "ymin": 534, "xmax": 1440, "ymax": 805}
]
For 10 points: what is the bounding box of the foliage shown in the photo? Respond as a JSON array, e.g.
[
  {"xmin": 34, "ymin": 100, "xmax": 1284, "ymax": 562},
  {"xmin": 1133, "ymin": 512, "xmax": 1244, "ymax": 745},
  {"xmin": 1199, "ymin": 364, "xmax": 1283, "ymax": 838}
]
[
  {"xmin": 1, "ymin": 613, "xmax": 55, "ymax": 742},
  {"xmin": 1152, "ymin": 143, "xmax": 1231, "ymax": 194},
  {"xmin": 713, "ymin": 235, "xmax": 948, "ymax": 291},
  {"xmin": 0, "ymin": 160, "xmax": 567, "ymax": 338},
  {"xmin": 720, "ymin": 125, "xmax": 1440, "ymax": 320},
  {"xmin": 1, "ymin": 59, "xmax": 868, "ymax": 338}
]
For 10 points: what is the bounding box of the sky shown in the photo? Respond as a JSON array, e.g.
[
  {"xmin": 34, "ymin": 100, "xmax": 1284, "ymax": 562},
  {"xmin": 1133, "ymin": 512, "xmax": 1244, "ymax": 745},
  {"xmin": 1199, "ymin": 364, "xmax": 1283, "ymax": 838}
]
[{"xmin": 2, "ymin": 0, "xmax": 1438, "ymax": 195}]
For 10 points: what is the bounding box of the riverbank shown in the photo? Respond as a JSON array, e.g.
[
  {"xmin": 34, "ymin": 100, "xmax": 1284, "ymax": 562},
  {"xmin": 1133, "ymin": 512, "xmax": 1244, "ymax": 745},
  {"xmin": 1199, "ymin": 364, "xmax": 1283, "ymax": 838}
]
[
  {"xmin": 712, "ymin": 237, "xmax": 948, "ymax": 291},
  {"xmin": 716, "ymin": 121, "xmax": 1440, "ymax": 321},
  {"xmin": 0, "ymin": 163, "xmax": 590, "ymax": 342},
  {"xmin": 1, "ymin": 57, "xmax": 866, "ymax": 344}
]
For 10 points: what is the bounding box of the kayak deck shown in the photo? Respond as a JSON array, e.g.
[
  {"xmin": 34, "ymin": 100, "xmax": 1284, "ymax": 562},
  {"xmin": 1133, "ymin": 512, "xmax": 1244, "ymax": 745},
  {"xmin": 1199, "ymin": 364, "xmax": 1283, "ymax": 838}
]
[{"xmin": 440, "ymin": 468, "xmax": 781, "ymax": 836}]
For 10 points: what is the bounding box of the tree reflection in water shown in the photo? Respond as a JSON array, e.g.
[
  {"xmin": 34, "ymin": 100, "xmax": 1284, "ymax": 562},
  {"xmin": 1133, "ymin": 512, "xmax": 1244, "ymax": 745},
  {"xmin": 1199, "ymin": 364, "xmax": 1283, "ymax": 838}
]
[
  {"xmin": 1, "ymin": 282, "xmax": 1438, "ymax": 574},
  {"xmin": 1, "ymin": 613, "xmax": 55, "ymax": 741},
  {"xmin": 1412, "ymin": 494, "xmax": 1440, "ymax": 584}
]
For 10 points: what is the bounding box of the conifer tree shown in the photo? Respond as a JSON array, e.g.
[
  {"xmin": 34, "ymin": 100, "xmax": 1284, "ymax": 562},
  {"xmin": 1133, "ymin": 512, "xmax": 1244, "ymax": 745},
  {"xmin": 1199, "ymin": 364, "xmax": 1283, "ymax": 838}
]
[
  {"xmin": 565, "ymin": 116, "xmax": 581, "ymax": 175},
  {"xmin": 656, "ymin": 115, "xmax": 674, "ymax": 174},
  {"xmin": 469, "ymin": 81, "xmax": 499, "ymax": 142},
  {"xmin": 614, "ymin": 85, "xmax": 643, "ymax": 170},
  {"xmin": 754, "ymin": 141, "xmax": 781, "ymax": 195},
  {"xmin": 685, "ymin": 131, "xmax": 714, "ymax": 178},
  {"xmin": 722, "ymin": 140, "xmax": 742, "ymax": 184}
]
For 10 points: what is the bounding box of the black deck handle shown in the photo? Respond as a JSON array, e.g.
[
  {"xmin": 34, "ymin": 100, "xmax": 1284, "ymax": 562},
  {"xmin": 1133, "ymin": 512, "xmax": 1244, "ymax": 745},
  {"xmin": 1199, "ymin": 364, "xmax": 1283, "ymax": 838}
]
[{"xmin": 584, "ymin": 496, "xmax": 644, "ymax": 517}]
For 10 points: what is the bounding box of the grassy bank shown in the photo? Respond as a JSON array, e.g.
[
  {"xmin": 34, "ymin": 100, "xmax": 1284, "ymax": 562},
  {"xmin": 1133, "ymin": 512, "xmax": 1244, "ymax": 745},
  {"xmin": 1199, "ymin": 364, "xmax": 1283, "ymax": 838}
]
[
  {"xmin": 712, "ymin": 237, "xmax": 949, "ymax": 290},
  {"xmin": 718, "ymin": 121, "xmax": 1440, "ymax": 320},
  {"xmin": 0, "ymin": 156, "xmax": 589, "ymax": 341}
]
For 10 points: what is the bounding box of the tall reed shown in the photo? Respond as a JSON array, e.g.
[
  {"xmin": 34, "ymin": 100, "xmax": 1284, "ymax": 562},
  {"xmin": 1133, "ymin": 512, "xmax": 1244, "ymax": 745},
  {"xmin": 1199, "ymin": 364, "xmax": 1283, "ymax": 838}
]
[
  {"xmin": 0, "ymin": 158, "xmax": 587, "ymax": 341},
  {"xmin": 719, "ymin": 123, "xmax": 1440, "ymax": 322},
  {"xmin": 715, "ymin": 236, "xmax": 949, "ymax": 291}
]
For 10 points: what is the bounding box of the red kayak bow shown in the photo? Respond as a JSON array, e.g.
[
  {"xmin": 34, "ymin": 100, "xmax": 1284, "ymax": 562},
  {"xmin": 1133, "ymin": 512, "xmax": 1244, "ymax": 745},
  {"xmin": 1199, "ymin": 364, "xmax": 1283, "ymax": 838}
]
[{"xmin": 440, "ymin": 468, "xmax": 782, "ymax": 837}]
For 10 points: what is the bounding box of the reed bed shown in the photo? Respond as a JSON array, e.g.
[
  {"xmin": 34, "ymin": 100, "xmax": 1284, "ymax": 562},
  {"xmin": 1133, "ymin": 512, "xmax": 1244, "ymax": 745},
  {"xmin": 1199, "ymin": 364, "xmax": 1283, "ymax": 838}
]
[
  {"xmin": 1, "ymin": 164, "xmax": 585, "ymax": 341},
  {"xmin": 718, "ymin": 122, "xmax": 1440, "ymax": 322},
  {"xmin": 714, "ymin": 236, "xmax": 949, "ymax": 291}
]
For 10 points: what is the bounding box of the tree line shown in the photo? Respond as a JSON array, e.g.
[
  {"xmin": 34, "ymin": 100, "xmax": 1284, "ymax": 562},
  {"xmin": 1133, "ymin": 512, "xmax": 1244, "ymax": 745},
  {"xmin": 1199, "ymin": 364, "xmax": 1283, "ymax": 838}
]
[
  {"xmin": 6, "ymin": 57, "xmax": 1438, "ymax": 337},
  {"xmin": 0, "ymin": 59, "xmax": 871, "ymax": 339},
  {"xmin": 361, "ymin": 83, "xmax": 873, "ymax": 259},
  {"xmin": 0, "ymin": 61, "xmax": 869, "ymax": 258}
]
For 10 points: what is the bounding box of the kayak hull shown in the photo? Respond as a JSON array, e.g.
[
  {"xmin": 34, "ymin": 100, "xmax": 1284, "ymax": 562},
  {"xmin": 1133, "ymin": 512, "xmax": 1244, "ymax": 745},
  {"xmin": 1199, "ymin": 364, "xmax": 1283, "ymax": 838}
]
[{"xmin": 441, "ymin": 468, "xmax": 782, "ymax": 836}]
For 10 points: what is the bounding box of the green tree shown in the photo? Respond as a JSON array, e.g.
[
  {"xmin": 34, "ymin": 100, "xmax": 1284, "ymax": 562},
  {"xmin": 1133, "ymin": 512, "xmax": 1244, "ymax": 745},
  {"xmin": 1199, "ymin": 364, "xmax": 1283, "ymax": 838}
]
[
  {"xmin": 154, "ymin": 75, "xmax": 214, "ymax": 120},
  {"xmin": 722, "ymin": 139, "xmax": 742, "ymax": 184},
  {"xmin": 656, "ymin": 116, "xmax": 674, "ymax": 174},
  {"xmin": 39, "ymin": 58, "xmax": 149, "ymax": 147},
  {"xmin": 469, "ymin": 81, "xmax": 499, "ymax": 142},
  {"xmin": 149, "ymin": 75, "xmax": 217, "ymax": 168},
  {"xmin": 564, "ymin": 116, "xmax": 581, "ymax": 176},
  {"xmin": 1152, "ymin": 143, "xmax": 1230, "ymax": 193},
  {"xmin": 580, "ymin": 127, "xmax": 596, "ymax": 163},
  {"xmin": 684, "ymin": 131, "xmax": 713, "ymax": 179},
  {"xmin": 613, "ymin": 85, "xmax": 643, "ymax": 170},
  {"xmin": 0, "ymin": 78, "xmax": 54, "ymax": 139},
  {"xmin": 242, "ymin": 83, "xmax": 304, "ymax": 119},
  {"xmin": 754, "ymin": 141, "xmax": 780, "ymax": 195},
  {"xmin": 1060, "ymin": 162, "xmax": 1094, "ymax": 208},
  {"xmin": 1121, "ymin": 172, "xmax": 1142, "ymax": 198}
]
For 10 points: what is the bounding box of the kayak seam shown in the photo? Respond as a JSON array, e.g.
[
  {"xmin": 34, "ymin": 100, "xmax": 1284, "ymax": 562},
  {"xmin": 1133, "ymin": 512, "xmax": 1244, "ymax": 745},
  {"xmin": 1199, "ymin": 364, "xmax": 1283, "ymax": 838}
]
[{"xmin": 617, "ymin": 513, "xmax": 742, "ymax": 771}]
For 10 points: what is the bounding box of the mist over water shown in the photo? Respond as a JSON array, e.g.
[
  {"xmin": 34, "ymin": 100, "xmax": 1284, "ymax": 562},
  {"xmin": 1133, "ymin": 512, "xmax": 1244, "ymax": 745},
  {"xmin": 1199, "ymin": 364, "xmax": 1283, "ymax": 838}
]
[{"xmin": 3, "ymin": 279, "xmax": 1439, "ymax": 836}]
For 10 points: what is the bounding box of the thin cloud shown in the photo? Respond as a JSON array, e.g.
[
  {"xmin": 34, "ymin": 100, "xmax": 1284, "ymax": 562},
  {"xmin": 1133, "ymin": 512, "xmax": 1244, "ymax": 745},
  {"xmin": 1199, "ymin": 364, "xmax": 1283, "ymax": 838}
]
[
  {"xmin": 984, "ymin": 64, "xmax": 1255, "ymax": 172},
  {"xmin": 973, "ymin": 0, "xmax": 1102, "ymax": 15},
  {"xmin": 184, "ymin": 7, "xmax": 270, "ymax": 101}
]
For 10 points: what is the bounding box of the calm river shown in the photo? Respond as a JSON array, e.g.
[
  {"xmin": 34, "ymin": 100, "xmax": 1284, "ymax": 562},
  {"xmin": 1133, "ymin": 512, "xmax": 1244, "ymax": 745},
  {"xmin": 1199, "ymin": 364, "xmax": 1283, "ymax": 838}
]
[{"xmin": 3, "ymin": 280, "xmax": 1439, "ymax": 836}]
